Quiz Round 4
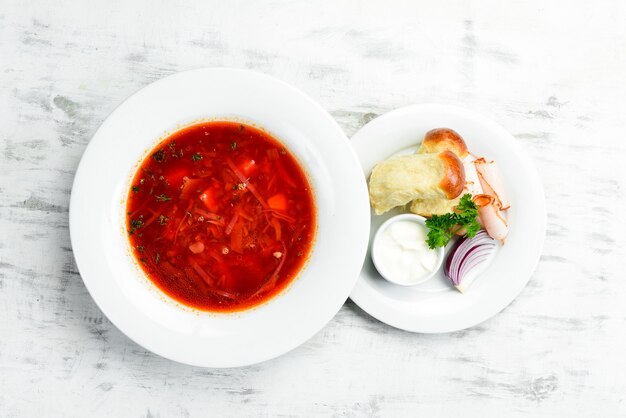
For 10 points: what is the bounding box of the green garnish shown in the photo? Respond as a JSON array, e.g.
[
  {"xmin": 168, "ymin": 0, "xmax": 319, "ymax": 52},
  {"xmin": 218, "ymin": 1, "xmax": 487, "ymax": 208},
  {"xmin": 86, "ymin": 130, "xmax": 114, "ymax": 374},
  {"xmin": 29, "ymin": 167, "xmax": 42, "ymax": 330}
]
[
  {"xmin": 425, "ymin": 194, "xmax": 480, "ymax": 249},
  {"xmin": 168, "ymin": 142, "xmax": 179, "ymax": 158},
  {"xmin": 231, "ymin": 141, "xmax": 237, "ymax": 150},
  {"xmin": 155, "ymin": 194, "xmax": 171, "ymax": 202},
  {"xmin": 152, "ymin": 149, "xmax": 165, "ymax": 162},
  {"xmin": 192, "ymin": 153, "xmax": 203, "ymax": 161},
  {"xmin": 129, "ymin": 218, "xmax": 144, "ymax": 235},
  {"xmin": 158, "ymin": 215, "xmax": 169, "ymax": 225},
  {"xmin": 131, "ymin": 185, "xmax": 140, "ymax": 193}
]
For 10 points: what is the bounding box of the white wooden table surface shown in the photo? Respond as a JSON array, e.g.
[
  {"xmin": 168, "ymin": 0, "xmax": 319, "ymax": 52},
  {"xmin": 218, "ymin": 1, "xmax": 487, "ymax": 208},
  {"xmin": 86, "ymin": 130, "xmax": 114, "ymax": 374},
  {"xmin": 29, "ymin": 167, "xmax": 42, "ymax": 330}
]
[{"xmin": 2, "ymin": 1, "xmax": 625, "ymax": 416}]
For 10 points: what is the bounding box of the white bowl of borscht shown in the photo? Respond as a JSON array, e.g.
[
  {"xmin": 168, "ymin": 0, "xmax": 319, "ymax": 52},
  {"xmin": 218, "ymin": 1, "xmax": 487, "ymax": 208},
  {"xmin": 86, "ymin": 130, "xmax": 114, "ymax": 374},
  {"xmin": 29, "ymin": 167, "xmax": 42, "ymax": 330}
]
[{"xmin": 70, "ymin": 68, "xmax": 370, "ymax": 367}]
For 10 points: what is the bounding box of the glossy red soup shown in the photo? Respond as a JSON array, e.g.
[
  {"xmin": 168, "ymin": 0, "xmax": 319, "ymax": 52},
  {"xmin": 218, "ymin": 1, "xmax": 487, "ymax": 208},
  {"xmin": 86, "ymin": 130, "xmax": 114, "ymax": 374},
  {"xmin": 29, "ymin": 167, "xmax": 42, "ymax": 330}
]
[{"xmin": 126, "ymin": 121, "xmax": 316, "ymax": 312}]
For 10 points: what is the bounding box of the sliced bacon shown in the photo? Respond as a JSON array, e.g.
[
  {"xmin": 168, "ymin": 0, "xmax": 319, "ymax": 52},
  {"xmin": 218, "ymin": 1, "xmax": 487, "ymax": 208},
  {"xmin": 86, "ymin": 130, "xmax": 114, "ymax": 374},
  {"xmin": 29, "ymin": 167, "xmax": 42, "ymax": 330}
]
[
  {"xmin": 473, "ymin": 194, "xmax": 508, "ymax": 243},
  {"xmin": 474, "ymin": 158, "xmax": 510, "ymax": 210},
  {"xmin": 462, "ymin": 155, "xmax": 484, "ymax": 196}
]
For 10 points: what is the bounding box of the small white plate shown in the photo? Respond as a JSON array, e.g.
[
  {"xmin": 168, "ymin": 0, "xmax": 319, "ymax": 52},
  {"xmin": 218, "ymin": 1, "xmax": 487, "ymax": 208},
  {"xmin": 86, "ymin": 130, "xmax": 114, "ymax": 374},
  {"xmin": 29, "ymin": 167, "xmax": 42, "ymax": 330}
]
[
  {"xmin": 70, "ymin": 68, "xmax": 370, "ymax": 367},
  {"xmin": 349, "ymin": 104, "xmax": 546, "ymax": 333}
]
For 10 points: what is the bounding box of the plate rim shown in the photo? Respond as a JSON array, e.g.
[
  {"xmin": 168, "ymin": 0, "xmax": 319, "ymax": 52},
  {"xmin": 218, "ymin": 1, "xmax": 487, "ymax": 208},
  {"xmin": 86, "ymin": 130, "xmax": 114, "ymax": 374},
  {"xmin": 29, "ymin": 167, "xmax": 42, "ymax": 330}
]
[{"xmin": 348, "ymin": 103, "xmax": 547, "ymax": 333}]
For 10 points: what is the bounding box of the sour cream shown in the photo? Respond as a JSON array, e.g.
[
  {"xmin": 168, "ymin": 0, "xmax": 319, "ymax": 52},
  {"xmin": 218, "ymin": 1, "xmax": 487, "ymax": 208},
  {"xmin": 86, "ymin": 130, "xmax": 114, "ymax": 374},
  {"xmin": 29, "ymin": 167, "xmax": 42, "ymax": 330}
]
[{"xmin": 372, "ymin": 215, "xmax": 443, "ymax": 286}]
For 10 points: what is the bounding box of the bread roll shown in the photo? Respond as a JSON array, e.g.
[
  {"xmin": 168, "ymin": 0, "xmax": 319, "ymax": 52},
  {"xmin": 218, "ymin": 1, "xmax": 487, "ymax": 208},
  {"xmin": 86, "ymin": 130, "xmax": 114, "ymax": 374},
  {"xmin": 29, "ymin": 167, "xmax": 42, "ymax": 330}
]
[
  {"xmin": 410, "ymin": 154, "xmax": 481, "ymax": 216},
  {"xmin": 368, "ymin": 150, "xmax": 465, "ymax": 215},
  {"xmin": 409, "ymin": 196, "xmax": 459, "ymax": 217},
  {"xmin": 409, "ymin": 128, "xmax": 469, "ymax": 216},
  {"xmin": 417, "ymin": 128, "xmax": 468, "ymax": 159}
]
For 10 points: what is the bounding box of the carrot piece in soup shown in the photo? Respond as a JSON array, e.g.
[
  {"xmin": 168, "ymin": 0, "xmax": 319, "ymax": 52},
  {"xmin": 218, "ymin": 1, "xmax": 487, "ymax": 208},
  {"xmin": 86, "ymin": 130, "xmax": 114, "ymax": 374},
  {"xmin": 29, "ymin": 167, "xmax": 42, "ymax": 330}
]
[
  {"xmin": 239, "ymin": 159, "xmax": 257, "ymax": 176},
  {"xmin": 267, "ymin": 193, "xmax": 288, "ymax": 211},
  {"xmin": 199, "ymin": 187, "xmax": 220, "ymax": 212}
]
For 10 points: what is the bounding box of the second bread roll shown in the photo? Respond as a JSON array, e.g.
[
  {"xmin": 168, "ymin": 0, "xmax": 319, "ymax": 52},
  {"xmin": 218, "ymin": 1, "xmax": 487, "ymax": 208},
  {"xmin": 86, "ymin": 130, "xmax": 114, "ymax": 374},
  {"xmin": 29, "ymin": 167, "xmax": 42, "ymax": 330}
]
[{"xmin": 417, "ymin": 128, "xmax": 469, "ymax": 158}]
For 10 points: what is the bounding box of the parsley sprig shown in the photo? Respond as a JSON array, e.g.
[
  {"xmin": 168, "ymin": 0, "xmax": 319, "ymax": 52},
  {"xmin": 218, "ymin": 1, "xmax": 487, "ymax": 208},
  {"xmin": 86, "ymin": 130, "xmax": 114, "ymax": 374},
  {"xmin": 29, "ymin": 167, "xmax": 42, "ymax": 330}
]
[
  {"xmin": 128, "ymin": 218, "xmax": 144, "ymax": 235},
  {"xmin": 425, "ymin": 194, "xmax": 480, "ymax": 249}
]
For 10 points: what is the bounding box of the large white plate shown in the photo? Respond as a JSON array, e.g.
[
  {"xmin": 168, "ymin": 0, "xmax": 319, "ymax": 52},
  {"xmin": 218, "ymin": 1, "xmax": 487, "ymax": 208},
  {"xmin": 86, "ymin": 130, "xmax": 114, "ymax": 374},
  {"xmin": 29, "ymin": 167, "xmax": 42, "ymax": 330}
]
[
  {"xmin": 70, "ymin": 68, "xmax": 370, "ymax": 367},
  {"xmin": 349, "ymin": 104, "xmax": 546, "ymax": 333}
]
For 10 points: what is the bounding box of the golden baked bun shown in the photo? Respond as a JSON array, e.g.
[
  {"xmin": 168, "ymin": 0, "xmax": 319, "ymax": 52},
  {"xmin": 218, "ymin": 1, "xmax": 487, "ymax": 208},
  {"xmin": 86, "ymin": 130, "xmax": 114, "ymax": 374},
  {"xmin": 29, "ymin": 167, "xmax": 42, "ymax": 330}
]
[
  {"xmin": 417, "ymin": 128, "xmax": 468, "ymax": 159},
  {"xmin": 368, "ymin": 150, "xmax": 465, "ymax": 215}
]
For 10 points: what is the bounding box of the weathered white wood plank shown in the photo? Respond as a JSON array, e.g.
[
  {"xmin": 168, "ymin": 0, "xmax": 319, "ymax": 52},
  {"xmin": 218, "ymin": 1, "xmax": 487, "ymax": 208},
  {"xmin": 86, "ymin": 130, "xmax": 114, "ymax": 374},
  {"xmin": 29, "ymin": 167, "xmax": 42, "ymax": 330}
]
[{"xmin": 1, "ymin": 0, "xmax": 625, "ymax": 416}]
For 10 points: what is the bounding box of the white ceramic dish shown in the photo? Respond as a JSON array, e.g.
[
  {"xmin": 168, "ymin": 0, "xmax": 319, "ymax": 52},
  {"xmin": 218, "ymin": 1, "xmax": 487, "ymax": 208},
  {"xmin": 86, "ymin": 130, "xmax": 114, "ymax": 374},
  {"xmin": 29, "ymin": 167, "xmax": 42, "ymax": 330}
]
[
  {"xmin": 371, "ymin": 214, "xmax": 444, "ymax": 286},
  {"xmin": 70, "ymin": 68, "xmax": 370, "ymax": 367},
  {"xmin": 349, "ymin": 104, "xmax": 546, "ymax": 333}
]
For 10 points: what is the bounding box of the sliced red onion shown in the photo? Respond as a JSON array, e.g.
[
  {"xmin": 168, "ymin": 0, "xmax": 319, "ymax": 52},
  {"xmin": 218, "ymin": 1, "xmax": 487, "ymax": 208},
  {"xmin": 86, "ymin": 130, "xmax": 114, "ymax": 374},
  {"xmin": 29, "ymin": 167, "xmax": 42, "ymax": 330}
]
[{"xmin": 445, "ymin": 230, "xmax": 497, "ymax": 292}]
